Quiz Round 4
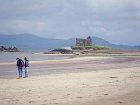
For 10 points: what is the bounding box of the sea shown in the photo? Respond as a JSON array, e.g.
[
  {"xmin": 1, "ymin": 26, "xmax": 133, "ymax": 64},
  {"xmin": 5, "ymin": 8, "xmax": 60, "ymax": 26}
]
[{"xmin": 0, "ymin": 52, "xmax": 72, "ymax": 63}]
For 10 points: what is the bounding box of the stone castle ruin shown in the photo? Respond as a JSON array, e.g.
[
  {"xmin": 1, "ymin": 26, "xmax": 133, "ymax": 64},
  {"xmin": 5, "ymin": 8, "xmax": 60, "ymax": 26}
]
[{"xmin": 76, "ymin": 36, "xmax": 92, "ymax": 47}]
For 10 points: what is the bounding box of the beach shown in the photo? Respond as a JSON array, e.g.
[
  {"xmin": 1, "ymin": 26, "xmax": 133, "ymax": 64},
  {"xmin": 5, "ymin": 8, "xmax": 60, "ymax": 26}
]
[{"xmin": 0, "ymin": 56, "xmax": 140, "ymax": 105}]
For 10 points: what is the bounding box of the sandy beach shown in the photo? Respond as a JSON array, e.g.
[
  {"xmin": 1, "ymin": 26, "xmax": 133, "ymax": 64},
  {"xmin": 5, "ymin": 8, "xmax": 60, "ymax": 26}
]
[{"xmin": 0, "ymin": 56, "xmax": 140, "ymax": 105}]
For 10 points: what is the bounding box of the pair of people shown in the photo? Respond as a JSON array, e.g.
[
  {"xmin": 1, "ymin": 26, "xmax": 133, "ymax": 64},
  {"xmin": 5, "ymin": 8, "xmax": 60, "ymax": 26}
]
[{"xmin": 16, "ymin": 57, "xmax": 29, "ymax": 78}]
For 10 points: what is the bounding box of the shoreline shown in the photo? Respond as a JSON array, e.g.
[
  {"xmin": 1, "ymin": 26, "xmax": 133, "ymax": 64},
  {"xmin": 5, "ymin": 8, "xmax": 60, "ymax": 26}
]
[
  {"xmin": 1, "ymin": 54, "xmax": 140, "ymax": 65},
  {"xmin": 1, "ymin": 55, "xmax": 140, "ymax": 79},
  {"xmin": 0, "ymin": 56, "xmax": 110, "ymax": 65}
]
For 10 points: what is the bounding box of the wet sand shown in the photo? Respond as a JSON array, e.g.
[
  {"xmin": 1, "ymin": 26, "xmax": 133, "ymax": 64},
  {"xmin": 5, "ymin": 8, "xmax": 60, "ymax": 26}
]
[
  {"xmin": 0, "ymin": 56, "xmax": 140, "ymax": 105},
  {"xmin": 0, "ymin": 56, "xmax": 140, "ymax": 79}
]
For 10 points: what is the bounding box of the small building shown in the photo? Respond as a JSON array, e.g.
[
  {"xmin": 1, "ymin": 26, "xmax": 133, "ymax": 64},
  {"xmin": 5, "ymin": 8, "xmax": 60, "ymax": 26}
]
[{"xmin": 76, "ymin": 36, "xmax": 92, "ymax": 47}]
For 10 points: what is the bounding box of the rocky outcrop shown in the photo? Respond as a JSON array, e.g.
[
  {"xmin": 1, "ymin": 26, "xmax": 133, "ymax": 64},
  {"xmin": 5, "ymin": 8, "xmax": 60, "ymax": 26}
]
[
  {"xmin": 0, "ymin": 46, "xmax": 19, "ymax": 52},
  {"xmin": 44, "ymin": 49, "xmax": 73, "ymax": 54}
]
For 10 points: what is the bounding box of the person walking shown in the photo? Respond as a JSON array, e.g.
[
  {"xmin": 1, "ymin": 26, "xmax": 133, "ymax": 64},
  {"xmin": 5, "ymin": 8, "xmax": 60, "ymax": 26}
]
[
  {"xmin": 24, "ymin": 57, "xmax": 29, "ymax": 78},
  {"xmin": 16, "ymin": 58, "xmax": 24, "ymax": 78}
]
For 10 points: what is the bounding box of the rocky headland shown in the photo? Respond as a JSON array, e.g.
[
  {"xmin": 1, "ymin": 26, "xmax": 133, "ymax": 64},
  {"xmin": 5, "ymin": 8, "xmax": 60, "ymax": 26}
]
[{"xmin": 0, "ymin": 46, "xmax": 19, "ymax": 52}]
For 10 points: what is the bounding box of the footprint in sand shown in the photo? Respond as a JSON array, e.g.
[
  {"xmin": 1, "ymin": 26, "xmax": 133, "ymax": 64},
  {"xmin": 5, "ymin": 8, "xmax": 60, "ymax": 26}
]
[
  {"xmin": 15, "ymin": 99, "xmax": 19, "ymax": 101},
  {"xmin": 28, "ymin": 89, "xmax": 31, "ymax": 91},
  {"xmin": 117, "ymin": 101, "xmax": 123, "ymax": 104},
  {"xmin": 108, "ymin": 82, "xmax": 112, "ymax": 83},
  {"xmin": 54, "ymin": 103, "xmax": 59, "ymax": 104},
  {"xmin": 110, "ymin": 77, "xmax": 118, "ymax": 78},
  {"xmin": 104, "ymin": 94, "xmax": 109, "ymax": 95},
  {"xmin": 115, "ymin": 80, "xmax": 119, "ymax": 82},
  {"xmin": 77, "ymin": 96, "xmax": 82, "ymax": 99},
  {"xmin": 77, "ymin": 68, "xmax": 83, "ymax": 69},
  {"xmin": 62, "ymin": 93, "xmax": 71, "ymax": 98},
  {"xmin": 29, "ymin": 101, "xmax": 35, "ymax": 103},
  {"xmin": 66, "ymin": 94, "xmax": 70, "ymax": 96},
  {"xmin": 52, "ymin": 98, "xmax": 57, "ymax": 100}
]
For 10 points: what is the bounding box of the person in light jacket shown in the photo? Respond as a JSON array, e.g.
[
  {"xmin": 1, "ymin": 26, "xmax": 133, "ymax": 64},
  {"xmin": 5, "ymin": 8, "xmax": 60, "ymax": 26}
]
[{"xmin": 24, "ymin": 57, "xmax": 29, "ymax": 78}]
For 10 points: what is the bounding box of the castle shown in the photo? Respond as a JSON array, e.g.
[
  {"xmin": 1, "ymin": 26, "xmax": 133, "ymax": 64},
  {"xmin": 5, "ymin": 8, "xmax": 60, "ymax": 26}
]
[{"xmin": 76, "ymin": 36, "xmax": 92, "ymax": 47}]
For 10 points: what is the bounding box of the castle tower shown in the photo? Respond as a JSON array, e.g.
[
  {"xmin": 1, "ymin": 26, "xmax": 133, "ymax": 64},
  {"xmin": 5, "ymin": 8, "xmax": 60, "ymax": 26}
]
[{"xmin": 86, "ymin": 36, "xmax": 92, "ymax": 46}]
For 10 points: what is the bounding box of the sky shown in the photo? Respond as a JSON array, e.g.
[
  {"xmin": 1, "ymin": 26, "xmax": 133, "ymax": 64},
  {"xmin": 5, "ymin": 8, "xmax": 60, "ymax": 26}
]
[{"xmin": 0, "ymin": 0, "xmax": 140, "ymax": 45}]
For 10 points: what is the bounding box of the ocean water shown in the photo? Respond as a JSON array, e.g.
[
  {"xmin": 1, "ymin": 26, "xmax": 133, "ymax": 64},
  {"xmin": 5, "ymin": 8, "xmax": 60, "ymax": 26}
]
[{"xmin": 0, "ymin": 52, "xmax": 72, "ymax": 63}]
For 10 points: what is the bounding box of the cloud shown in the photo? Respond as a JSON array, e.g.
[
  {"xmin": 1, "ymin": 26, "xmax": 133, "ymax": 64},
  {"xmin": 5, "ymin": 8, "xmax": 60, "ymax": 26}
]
[
  {"xmin": 0, "ymin": 0, "xmax": 140, "ymax": 45},
  {"xmin": 0, "ymin": 20, "xmax": 48, "ymax": 35}
]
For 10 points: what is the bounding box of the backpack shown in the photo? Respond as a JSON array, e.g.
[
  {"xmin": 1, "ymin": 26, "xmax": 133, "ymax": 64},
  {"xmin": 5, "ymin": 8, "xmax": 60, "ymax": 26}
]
[{"xmin": 20, "ymin": 59, "xmax": 24, "ymax": 67}]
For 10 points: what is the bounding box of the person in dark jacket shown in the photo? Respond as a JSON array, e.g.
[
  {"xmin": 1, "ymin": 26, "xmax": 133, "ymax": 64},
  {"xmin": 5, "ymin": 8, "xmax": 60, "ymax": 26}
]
[
  {"xmin": 16, "ymin": 58, "xmax": 24, "ymax": 78},
  {"xmin": 24, "ymin": 57, "xmax": 29, "ymax": 78}
]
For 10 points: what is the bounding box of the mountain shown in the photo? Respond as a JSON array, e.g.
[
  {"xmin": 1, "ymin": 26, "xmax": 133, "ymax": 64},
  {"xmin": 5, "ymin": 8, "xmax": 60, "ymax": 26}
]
[
  {"xmin": 0, "ymin": 34, "xmax": 139, "ymax": 51},
  {"xmin": 91, "ymin": 36, "xmax": 135, "ymax": 49},
  {"xmin": 0, "ymin": 34, "xmax": 75, "ymax": 51}
]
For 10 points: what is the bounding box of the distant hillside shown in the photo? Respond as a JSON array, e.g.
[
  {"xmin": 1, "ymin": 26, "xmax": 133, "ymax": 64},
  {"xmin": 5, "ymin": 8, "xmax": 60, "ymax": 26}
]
[
  {"xmin": 0, "ymin": 34, "xmax": 139, "ymax": 51},
  {"xmin": 0, "ymin": 34, "xmax": 74, "ymax": 50},
  {"xmin": 91, "ymin": 36, "xmax": 135, "ymax": 49}
]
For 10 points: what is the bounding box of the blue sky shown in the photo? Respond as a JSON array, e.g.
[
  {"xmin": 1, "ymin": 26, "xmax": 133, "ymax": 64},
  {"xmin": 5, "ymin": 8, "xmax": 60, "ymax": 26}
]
[{"xmin": 0, "ymin": 0, "xmax": 140, "ymax": 45}]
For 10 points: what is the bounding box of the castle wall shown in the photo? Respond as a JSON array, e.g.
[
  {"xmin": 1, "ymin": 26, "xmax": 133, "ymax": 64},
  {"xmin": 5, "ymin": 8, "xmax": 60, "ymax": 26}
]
[{"xmin": 76, "ymin": 36, "xmax": 92, "ymax": 47}]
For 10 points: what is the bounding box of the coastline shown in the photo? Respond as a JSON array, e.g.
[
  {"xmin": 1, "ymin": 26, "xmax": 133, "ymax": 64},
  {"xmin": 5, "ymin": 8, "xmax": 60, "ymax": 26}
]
[
  {"xmin": 0, "ymin": 56, "xmax": 109, "ymax": 65},
  {"xmin": 0, "ymin": 55, "xmax": 140, "ymax": 78}
]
